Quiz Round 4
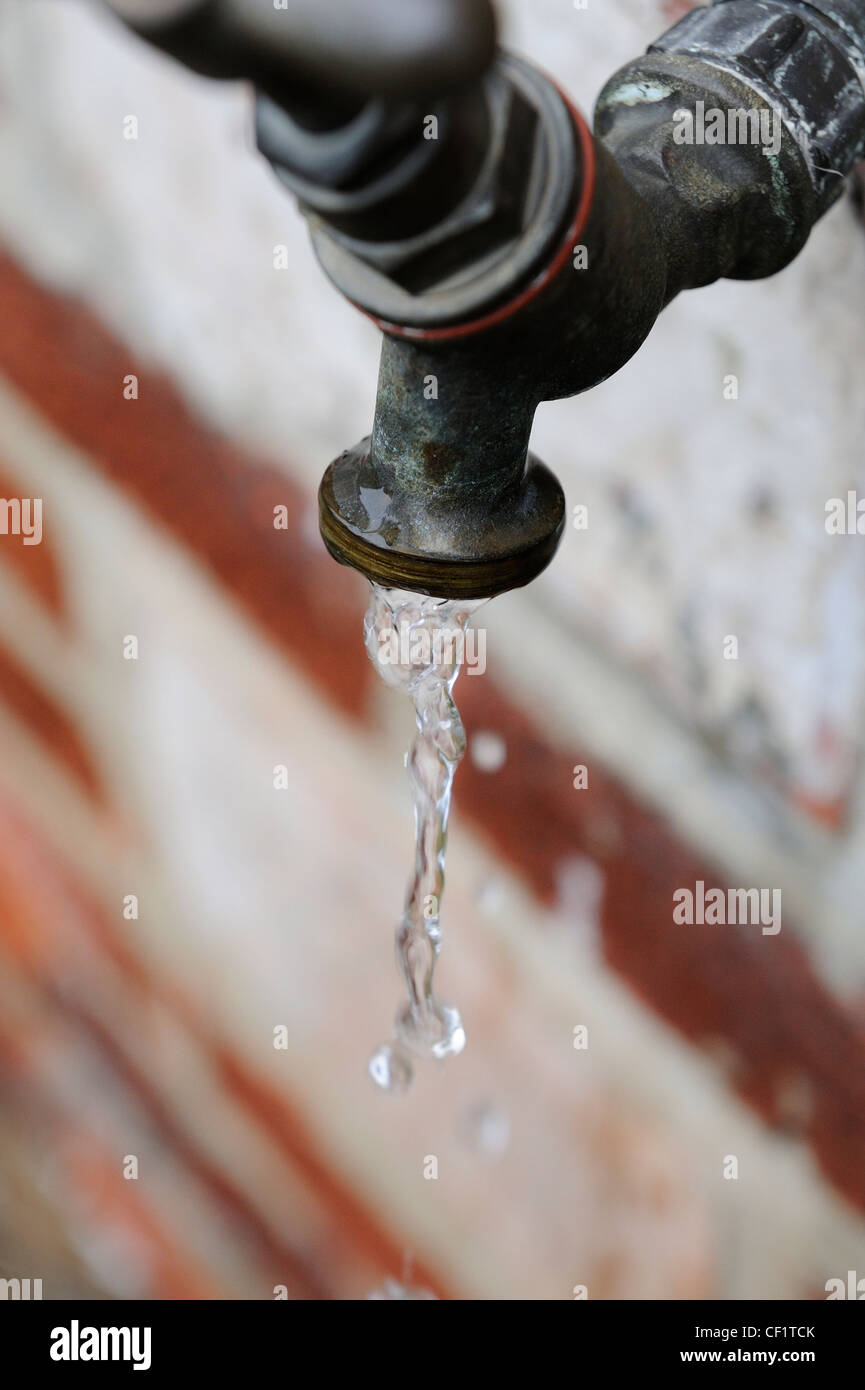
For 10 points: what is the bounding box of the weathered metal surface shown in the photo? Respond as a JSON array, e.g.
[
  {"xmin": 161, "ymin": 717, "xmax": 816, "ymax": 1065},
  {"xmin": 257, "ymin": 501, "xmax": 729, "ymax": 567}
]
[
  {"xmin": 646, "ymin": 0, "xmax": 865, "ymax": 217},
  {"xmin": 104, "ymin": 0, "xmax": 497, "ymax": 103},
  {"xmin": 111, "ymin": 0, "xmax": 865, "ymax": 599}
]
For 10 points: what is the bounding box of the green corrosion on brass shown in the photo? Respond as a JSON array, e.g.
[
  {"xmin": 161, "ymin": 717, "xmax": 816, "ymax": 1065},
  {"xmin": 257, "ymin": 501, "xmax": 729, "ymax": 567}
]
[
  {"xmin": 317, "ymin": 6, "xmax": 864, "ymax": 600},
  {"xmin": 318, "ymin": 335, "xmax": 567, "ymax": 599}
]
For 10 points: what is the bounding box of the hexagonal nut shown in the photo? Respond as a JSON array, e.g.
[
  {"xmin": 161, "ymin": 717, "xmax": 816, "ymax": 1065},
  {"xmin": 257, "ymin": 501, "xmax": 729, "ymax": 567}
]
[
  {"xmin": 375, "ymin": 72, "xmax": 543, "ymax": 295},
  {"xmin": 306, "ymin": 52, "xmax": 580, "ymax": 328}
]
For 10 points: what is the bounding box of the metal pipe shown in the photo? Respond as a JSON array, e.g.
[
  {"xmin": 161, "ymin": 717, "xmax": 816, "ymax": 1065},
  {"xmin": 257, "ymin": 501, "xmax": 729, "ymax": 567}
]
[
  {"xmin": 314, "ymin": 1, "xmax": 865, "ymax": 596},
  {"xmin": 106, "ymin": 0, "xmax": 865, "ymax": 599}
]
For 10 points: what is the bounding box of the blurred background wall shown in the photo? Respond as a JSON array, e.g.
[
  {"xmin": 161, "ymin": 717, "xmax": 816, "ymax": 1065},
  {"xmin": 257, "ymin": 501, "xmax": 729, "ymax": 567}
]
[{"xmin": 1, "ymin": 0, "xmax": 865, "ymax": 1299}]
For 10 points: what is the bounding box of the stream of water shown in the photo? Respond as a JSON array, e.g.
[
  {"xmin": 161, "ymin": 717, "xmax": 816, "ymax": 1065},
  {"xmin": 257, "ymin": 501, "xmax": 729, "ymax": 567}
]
[{"xmin": 364, "ymin": 583, "xmax": 487, "ymax": 1094}]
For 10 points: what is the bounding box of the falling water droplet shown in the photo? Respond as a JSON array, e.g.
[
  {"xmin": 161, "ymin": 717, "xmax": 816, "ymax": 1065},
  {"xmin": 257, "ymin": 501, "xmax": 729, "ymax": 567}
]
[
  {"xmin": 459, "ymin": 1100, "xmax": 511, "ymax": 1157},
  {"xmin": 368, "ymin": 1041, "xmax": 413, "ymax": 1094},
  {"xmin": 475, "ymin": 876, "xmax": 506, "ymax": 914},
  {"xmin": 366, "ymin": 1277, "xmax": 438, "ymax": 1300},
  {"xmin": 396, "ymin": 999, "xmax": 466, "ymax": 1059},
  {"xmin": 364, "ymin": 583, "xmax": 487, "ymax": 1092},
  {"xmin": 470, "ymin": 730, "xmax": 507, "ymax": 772}
]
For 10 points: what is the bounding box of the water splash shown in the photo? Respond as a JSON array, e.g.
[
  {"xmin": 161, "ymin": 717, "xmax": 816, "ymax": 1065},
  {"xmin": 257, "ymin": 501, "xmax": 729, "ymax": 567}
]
[{"xmin": 365, "ymin": 583, "xmax": 486, "ymax": 1092}]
